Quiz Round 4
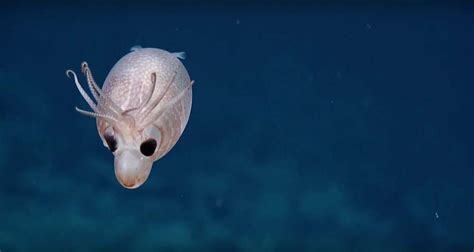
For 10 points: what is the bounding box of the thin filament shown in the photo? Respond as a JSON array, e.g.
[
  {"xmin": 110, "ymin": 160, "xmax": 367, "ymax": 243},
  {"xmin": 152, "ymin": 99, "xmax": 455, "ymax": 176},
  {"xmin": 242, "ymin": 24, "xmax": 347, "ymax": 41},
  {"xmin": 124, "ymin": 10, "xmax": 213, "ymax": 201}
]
[
  {"xmin": 66, "ymin": 70, "xmax": 97, "ymax": 112},
  {"xmin": 81, "ymin": 62, "xmax": 101, "ymax": 103},
  {"xmin": 122, "ymin": 73, "xmax": 156, "ymax": 116},
  {"xmin": 75, "ymin": 107, "xmax": 117, "ymax": 123},
  {"xmin": 139, "ymin": 80, "xmax": 193, "ymax": 130},
  {"xmin": 68, "ymin": 66, "xmax": 120, "ymax": 124},
  {"xmin": 138, "ymin": 71, "xmax": 177, "ymax": 124},
  {"xmin": 81, "ymin": 62, "xmax": 123, "ymax": 115}
]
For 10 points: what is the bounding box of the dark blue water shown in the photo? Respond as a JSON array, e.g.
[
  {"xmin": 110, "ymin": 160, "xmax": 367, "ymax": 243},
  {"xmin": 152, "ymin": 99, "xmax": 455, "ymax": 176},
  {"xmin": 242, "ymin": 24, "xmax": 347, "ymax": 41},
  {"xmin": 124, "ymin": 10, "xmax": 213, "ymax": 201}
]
[{"xmin": 1, "ymin": 2, "xmax": 473, "ymax": 251}]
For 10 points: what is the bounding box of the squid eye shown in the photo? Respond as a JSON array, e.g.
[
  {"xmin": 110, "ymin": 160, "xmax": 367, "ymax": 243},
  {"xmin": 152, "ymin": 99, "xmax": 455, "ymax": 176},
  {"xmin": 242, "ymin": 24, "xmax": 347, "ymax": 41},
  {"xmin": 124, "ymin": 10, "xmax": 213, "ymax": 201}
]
[
  {"xmin": 104, "ymin": 134, "xmax": 117, "ymax": 152},
  {"xmin": 140, "ymin": 139, "xmax": 157, "ymax": 157}
]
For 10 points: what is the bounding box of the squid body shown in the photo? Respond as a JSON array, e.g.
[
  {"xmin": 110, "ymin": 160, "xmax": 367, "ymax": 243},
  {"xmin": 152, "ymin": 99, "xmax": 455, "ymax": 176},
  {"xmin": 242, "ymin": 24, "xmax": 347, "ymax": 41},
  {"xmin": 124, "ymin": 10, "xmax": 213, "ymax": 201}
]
[{"xmin": 67, "ymin": 46, "xmax": 193, "ymax": 189}]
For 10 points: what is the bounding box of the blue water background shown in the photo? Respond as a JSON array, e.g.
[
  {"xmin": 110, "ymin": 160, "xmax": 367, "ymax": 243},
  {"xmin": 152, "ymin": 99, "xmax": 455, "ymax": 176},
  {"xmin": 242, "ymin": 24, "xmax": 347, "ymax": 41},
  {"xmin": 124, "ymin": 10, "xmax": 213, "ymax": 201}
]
[{"xmin": 1, "ymin": 2, "xmax": 473, "ymax": 251}]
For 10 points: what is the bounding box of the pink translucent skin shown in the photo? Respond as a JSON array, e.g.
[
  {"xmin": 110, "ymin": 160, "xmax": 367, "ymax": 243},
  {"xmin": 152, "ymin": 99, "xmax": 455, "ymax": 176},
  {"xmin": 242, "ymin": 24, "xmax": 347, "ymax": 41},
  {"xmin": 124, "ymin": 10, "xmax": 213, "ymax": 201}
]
[
  {"xmin": 68, "ymin": 47, "xmax": 192, "ymax": 189},
  {"xmin": 114, "ymin": 149, "xmax": 153, "ymax": 189}
]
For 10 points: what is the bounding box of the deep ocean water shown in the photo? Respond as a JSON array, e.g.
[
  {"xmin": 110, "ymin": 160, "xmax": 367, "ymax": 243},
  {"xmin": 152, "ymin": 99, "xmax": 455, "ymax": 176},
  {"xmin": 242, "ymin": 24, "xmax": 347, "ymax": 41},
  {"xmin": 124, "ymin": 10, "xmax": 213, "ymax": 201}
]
[{"xmin": 1, "ymin": 2, "xmax": 473, "ymax": 251}]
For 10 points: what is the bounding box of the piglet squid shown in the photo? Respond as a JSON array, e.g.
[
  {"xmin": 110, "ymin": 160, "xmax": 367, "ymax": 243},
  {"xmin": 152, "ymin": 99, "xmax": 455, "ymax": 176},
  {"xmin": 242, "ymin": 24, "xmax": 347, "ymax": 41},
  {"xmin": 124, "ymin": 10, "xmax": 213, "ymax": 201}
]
[{"xmin": 66, "ymin": 46, "xmax": 193, "ymax": 189}]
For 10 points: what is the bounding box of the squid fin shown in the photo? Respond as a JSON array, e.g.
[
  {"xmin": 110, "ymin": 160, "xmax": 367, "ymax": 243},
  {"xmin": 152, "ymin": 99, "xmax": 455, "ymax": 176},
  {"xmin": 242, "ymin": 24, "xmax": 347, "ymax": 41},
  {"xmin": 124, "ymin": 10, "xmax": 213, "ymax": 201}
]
[
  {"xmin": 172, "ymin": 51, "xmax": 186, "ymax": 60},
  {"xmin": 131, "ymin": 45, "xmax": 143, "ymax": 52}
]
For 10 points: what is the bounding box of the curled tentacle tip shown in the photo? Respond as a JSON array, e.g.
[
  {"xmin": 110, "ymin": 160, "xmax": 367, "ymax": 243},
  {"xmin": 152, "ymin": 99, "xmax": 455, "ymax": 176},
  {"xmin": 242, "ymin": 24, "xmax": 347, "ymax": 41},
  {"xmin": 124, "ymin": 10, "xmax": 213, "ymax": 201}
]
[
  {"xmin": 74, "ymin": 106, "xmax": 84, "ymax": 115},
  {"xmin": 81, "ymin": 62, "xmax": 89, "ymax": 71},
  {"xmin": 81, "ymin": 64, "xmax": 88, "ymax": 74},
  {"xmin": 66, "ymin": 69, "xmax": 75, "ymax": 78}
]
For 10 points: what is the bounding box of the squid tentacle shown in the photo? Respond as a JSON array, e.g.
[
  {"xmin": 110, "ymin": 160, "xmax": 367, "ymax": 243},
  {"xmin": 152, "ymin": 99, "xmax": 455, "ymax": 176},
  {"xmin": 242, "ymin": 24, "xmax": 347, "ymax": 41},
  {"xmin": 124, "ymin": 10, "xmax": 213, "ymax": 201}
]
[
  {"xmin": 81, "ymin": 62, "xmax": 123, "ymax": 115},
  {"xmin": 81, "ymin": 62, "xmax": 101, "ymax": 104},
  {"xmin": 75, "ymin": 107, "xmax": 118, "ymax": 124},
  {"xmin": 138, "ymin": 80, "xmax": 194, "ymax": 131},
  {"xmin": 68, "ymin": 65, "xmax": 120, "ymax": 124},
  {"xmin": 138, "ymin": 71, "xmax": 177, "ymax": 124},
  {"xmin": 66, "ymin": 70, "xmax": 98, "ymax": 112},
  {"xmin": 122, "ymin": 72, "xmax": 157, "ymax": 116}
]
